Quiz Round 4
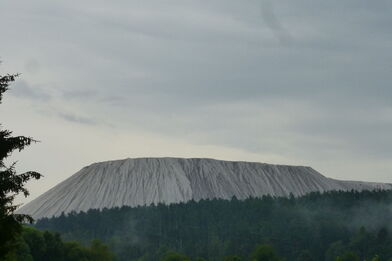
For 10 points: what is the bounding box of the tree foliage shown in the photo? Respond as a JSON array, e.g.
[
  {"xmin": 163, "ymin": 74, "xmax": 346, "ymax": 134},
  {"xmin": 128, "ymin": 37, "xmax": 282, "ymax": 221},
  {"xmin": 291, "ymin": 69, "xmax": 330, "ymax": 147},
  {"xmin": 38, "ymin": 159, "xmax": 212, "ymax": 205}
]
[
  {"xmin": 36, "ymin": 190, "xmax": 392, "ymax": 261},
  {"xmin": 250, "ymin": 245, "xmax": 283, "ymax": 261},
  {"xmin": 0, "ymin": 70, "xmax": 42, "ymax": 259},
  {"xmin": 161, "ymin": 251, "xmax": 190, "ymax": 261},
  {"xmin": 335, "ymin": 252, "xmax": 360, "ymax": 261},
  {"xmin": 9, "ymin": 226, "xmax": 115, "ymax": 261}
]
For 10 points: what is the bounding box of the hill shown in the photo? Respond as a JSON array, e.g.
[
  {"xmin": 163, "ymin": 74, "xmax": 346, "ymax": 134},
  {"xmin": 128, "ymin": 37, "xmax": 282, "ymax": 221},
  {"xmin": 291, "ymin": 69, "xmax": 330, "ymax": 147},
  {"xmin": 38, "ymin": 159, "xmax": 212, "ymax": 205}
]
[{"xmin": 17, "ymin": 158, "xmax": 392, "ymax": 219}]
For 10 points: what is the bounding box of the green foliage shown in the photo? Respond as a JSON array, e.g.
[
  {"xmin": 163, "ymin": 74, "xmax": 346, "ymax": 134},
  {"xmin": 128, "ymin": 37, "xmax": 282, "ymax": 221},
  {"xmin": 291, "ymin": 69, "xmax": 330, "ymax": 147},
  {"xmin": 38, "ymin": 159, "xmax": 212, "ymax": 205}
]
[
  {"xmin": 371, "ymin": 255, "xmax": 381, "ymax": 261},
  {"xmin": 335, "ymin": 252, "xmax": 360, "ymax": 261},
  {"xmin": 89, "ymin": 240, "xmax": 114, "ymax": 261},
  {"xmin": 0, "ymin": 68, "xmax": 42, "ymax": 259},
  {"xmin": 13, "ymin": 236, "xmax": 34, "ymax": 261},
  {"xmin": 161, "ymin": 251, "xmax": 190, "ymax": 261},
  {"xmin": 250, "ymin": 245, "xmax": 283, "ymax": 261},
  {"xmin": 222, "ymin": 255, "xmax": 242, "ymax": 261},
  {"xmin": 296, "ymin": 250, "xmax": 314, "ymax": 261},
  {"xmin": 22, "ymin": 227, "xmax": 47, "ymax": 260},
  {"xmin": 36, "ymin": 190, "xmax": 392, "ymax": 261},
  {"xmin": 63, "ymin": 241, "xmax": 91, "ymax": 261},
  {"xmin": 325, "ymin": 241, "xmax": 346, "ymax": 261},
  {"xmin": 7, "ymin": 226, "xmax": 116, "ymax": 261}
]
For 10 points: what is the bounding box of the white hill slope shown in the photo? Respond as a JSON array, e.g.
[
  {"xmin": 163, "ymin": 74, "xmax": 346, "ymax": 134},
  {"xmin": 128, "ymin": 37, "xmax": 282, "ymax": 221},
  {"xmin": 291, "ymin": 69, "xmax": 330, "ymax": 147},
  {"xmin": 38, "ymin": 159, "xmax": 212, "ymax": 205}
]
[{"xmin": 18, "ymin": 158, "xmax": 392, "ymax": 220}]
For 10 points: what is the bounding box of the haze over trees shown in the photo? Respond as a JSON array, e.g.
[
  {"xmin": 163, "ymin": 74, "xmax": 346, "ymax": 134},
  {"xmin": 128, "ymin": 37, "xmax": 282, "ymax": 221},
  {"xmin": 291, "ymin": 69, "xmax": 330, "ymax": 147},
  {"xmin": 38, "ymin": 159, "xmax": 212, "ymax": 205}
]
[{"xmin": 36, "ymin": 190, "xmax": 392, "ymax": 261}]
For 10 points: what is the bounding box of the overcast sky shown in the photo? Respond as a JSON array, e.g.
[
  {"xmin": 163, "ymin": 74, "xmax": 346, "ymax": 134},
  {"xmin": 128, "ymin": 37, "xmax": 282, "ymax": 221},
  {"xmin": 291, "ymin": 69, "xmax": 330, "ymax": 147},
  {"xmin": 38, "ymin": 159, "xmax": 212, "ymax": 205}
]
[{"xmin": 1, "ymin": 0, "xmax": 391, "ymax": 204}]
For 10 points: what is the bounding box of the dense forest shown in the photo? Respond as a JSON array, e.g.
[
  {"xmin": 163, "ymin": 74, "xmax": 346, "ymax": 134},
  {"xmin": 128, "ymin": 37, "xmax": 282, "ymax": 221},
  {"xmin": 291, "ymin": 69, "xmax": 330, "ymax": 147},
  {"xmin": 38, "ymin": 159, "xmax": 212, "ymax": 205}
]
[
  {"xmin": 35, "ymin": 190, "xmax": 392, "ymax": 261},
  {"xmin": 4, "ymin": 226, "xmax": 115, "ymax": 261}
]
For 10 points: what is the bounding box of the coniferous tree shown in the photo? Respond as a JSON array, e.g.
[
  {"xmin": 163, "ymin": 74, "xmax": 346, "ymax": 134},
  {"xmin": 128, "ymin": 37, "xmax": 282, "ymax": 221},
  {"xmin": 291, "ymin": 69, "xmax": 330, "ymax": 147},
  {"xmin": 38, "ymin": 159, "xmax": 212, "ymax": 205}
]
[
  {"xmin": 223, "ymin": 255, "xmax": 242, "ymax": 261},
  {"xmin": 89, "ymin": 239, "xmax": 115, "ymax": 261},
  {"xmin": 335, "ymin": 252, "xmax": 360, "ymax": 261},
  {"xmin": 0, "ymin": 69, "xmax": 42, "ymax": 259},
  {"xmin": 296, "ymin": 250, "xmax": 314, "ymax": 261},
  {"xmin": 250, "ymin": 245, "xmax": 283, "ymax": 261},
  {"xmin": 161, "ymin": 251, "xmax": 190, "ymax": 261}
]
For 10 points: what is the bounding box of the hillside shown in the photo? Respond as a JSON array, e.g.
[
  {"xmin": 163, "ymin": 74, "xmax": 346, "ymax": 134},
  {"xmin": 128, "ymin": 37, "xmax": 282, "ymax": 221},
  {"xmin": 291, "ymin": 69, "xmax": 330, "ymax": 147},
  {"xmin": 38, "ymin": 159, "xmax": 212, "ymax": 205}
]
[
  {"xmin": 36, "ymin": 190, "xmax": 392, "ymax": 261},
  {"xmin": 18, "ymin": 158, "xmax": 392, "ymax": 219}
]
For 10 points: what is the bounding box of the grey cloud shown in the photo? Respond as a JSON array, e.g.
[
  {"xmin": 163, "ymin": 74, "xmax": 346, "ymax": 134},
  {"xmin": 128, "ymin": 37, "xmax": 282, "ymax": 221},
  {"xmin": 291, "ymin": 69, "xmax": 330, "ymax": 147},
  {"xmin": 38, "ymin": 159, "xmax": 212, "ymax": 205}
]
[
  {"xmin": 9, "ymin": 80, "xmax": 51, "ymax": 101},
  {"xmin": 57, "ymin": 111, "xmax": 99, "ymax": 126},
  {"xmin": 61, "ymin": 90, "xmax": 97, "ymax": 100},
  {"xmin": 24, "ymin": 59, "xmax": 41, "ymax": 74},
  {"xmin": 1, "ymin": 0, "xmax": 392, "ymax": 183},
  {"xmin": 260, "ymin": 0, "xmax": 292, "ymax": 44},
  {"xmin": 10, "ymin": 0, "xmax": 389, "ymax": 107}
]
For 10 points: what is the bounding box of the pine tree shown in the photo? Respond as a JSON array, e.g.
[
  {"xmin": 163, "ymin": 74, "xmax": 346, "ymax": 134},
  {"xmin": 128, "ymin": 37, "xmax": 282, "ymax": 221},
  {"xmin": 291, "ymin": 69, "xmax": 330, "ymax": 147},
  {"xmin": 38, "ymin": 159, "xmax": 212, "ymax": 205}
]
[
  {"xmin": 0, "ymin": 69, "xmax": 42, "ymax": 259},
  {"xmin": 250, "ymin": 245, "xmax": 283, "ymax": 261}
]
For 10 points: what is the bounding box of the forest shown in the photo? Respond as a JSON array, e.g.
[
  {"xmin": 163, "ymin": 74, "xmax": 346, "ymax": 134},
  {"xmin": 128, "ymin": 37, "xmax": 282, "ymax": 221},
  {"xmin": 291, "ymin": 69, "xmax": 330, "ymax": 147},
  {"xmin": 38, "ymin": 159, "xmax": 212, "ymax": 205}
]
[
  {"xmin": 5, "ymin": 226, "xmax": 115, "ymax": 261},
  {"xmin": 33, "ymin": 190, "xmax": 392, "ymax": 261}
]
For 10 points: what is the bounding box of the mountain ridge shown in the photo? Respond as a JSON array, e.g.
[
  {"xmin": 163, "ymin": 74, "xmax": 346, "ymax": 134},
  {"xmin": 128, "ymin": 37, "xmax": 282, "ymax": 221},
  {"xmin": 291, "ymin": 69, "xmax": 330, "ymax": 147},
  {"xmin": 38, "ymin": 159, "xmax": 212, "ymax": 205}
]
[{"xmin": 17, "ymin": 157, "xmax": 392, "ymax": 219}]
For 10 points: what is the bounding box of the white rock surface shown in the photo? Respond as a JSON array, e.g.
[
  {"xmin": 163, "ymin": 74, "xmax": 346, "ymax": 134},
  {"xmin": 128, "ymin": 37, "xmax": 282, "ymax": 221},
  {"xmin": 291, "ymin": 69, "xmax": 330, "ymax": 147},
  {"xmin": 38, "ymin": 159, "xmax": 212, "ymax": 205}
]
[{"xmin": 17, "ymin": 158, "xmax": 392, "ymax": 219}]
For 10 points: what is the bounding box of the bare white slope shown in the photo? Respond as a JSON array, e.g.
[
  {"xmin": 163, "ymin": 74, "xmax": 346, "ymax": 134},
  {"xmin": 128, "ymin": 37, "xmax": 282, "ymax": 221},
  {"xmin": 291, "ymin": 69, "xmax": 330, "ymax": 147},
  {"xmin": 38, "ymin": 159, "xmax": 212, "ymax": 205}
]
[{"xmin": 18, "ymin": 158, "xmax": 392, "ymax": 219}]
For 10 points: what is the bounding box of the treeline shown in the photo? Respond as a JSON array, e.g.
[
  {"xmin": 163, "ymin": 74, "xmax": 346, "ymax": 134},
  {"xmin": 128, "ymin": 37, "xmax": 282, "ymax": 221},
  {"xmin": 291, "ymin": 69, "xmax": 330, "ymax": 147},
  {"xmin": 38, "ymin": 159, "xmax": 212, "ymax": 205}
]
[
  {"xmin": 4, "ymin": 226, "xmax": 115, "ymax": 261},
  {"xmin": 159, "ymin": 244, "xmax": 385, "ymax": 261},
  {"xmin": 36, "ymin": 190, "xmax": 392, "ymax": 261},
  {"xmin": 4, "ymin": 229, "xmax": 390, "ymax": 261}
]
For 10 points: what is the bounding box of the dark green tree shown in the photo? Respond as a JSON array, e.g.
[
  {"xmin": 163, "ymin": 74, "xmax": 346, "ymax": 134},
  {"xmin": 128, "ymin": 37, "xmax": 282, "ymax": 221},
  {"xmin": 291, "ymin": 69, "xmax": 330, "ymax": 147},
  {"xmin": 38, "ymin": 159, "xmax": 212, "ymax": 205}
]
[
  {"xmin": 370, "ymin": 255, "xmax": 381, "ymax": 261},
  {"xmin": 161, "ymin": 251, "xmax": 191, "ymax": 261},
  {"xmin": 42, "ymin": 231, "xmax": 65, "ymax": 261},
  {"xmin": 20, "ymin": 226, "xmax": 117, "ymax": 261},
  {"xmin": 193, "ymin": 258, "xmax": 207, "ymax": 261},
  {"xmin": 335, "ymin": 252, "xmax": 360, "ymax": 261},
  {"xmin": 63, "ymin": 241, "xmax": 91, "ymax": 261},
  {"xmin": 22, "ymin": 226, "xmax": 47, "ymax": 260},
  {"xmin": 223, "ymin": 255, "xmax": 242, "ymax": 261},
  {"xmin": 0, "ymin": 70, "xmax": 42, "ymax": 259},
  {"xmin": 326, "ymin": 241, "xmax": 346, "ymax": 261},
  {"xmin": 250, "ymin": 245, "xmax": 283, "ymax": 261},
  {"xmin": 296, "ymin": 250, "xmax": 314, "ymax": 261},
  {"xmin": 13, "ymin": 235, "xmax": 34, "ymax": 261},
  {"xmin": 89, "ymin": 239, "xmax": 115, "ymax": 261}
]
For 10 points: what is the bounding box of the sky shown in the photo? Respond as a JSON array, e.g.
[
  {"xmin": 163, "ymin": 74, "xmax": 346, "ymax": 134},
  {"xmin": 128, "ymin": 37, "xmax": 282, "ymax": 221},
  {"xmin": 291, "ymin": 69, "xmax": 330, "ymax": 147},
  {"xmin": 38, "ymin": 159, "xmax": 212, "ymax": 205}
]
[{"xmin": 1, "ymin": 0, "xmax": 391, "ymax": 204}]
